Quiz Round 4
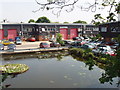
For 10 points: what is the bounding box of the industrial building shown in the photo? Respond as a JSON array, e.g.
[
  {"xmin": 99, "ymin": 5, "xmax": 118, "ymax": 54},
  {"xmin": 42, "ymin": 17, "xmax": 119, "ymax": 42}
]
[
  {"xmin": 99, "ymin": 21, "xmax": 120, "ymax": 42},
  {"xmin": 0, "ymin": 23, "xmax": 99, "ymax": 41}
]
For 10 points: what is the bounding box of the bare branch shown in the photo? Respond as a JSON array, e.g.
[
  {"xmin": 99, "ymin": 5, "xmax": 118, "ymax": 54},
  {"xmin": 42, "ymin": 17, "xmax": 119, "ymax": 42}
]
[
  {"xmin": 77, "ymin": 0, "xmax": 98, "ymax": 12},
  {"xmin": 33, "ymin": 0, "xmax": 119, "ymax": 17},
  {"xmin": 108, "ymin": 0, "xmax": 116, "ymax": 14},
  {"xmin": 33, "ymin": 0, "xmax": 79, "ymax": 15}
]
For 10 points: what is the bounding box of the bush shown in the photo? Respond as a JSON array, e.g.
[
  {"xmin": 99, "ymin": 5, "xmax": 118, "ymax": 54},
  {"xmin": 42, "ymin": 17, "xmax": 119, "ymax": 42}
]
[{"xmin": 56, "ymin": 33, "xmax": 64, "ymax": 45}]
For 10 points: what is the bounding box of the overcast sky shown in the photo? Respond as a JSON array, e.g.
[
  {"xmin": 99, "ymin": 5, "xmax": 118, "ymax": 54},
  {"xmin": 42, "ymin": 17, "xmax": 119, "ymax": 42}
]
[{"xmin": 0, "ymin": 0, "xmax": 118, "ymax": 24}]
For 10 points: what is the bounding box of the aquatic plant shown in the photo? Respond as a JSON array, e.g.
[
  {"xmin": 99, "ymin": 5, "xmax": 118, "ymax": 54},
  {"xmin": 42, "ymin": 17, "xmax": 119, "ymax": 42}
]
[{"xmin": 0, "ymin": 64, "xmax": 29, "ymax": 74}]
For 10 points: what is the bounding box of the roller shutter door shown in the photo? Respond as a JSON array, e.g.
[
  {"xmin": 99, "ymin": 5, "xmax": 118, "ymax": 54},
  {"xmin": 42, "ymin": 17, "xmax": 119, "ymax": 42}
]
[
  {"xmin": 0, "ymin": 29, "xmax": 4, "ymax": 40},
  {"xmin": 70, "ymin": 28, "xmax": 78, "ymax": 39},
  {"xmin": 8, "ymin": 29, "xmax": 17, "ymax": 40},
  {"xmin": 60, "ymin": 28, "xmax": 68, "ymax": 40}
]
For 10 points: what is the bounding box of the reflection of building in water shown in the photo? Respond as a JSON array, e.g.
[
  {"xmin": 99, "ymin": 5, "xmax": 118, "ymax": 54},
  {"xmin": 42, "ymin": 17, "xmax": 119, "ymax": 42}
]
[{"xmin": 2, "ymin": 51, "xmax": 69, "ymax": 60}]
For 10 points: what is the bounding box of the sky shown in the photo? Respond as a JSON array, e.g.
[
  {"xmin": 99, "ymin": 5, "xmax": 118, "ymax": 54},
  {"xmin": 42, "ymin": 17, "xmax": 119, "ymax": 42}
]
[{"xmin": 0, "ymin": 0, "xmax": 119, "ymax": 24}]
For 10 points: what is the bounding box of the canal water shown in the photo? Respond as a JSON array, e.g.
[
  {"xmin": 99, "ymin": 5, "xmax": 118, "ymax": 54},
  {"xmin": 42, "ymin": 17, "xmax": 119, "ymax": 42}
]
[{"xmin": 0, "ymin": 52, "xmax": 119, "ymax": 88}]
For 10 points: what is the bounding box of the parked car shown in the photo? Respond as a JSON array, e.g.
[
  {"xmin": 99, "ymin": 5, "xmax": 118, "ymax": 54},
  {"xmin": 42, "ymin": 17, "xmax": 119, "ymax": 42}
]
[
  {"xmin": 83, "ymin": 36, "xmax": 91, "ymax": 41},
  {"xmin": 79, "ymin": 36, "xmax": 85, "ymax": 40},
  {"xmin": 69, "ymin": 41, "xmax": 81, "ymax": 48},
  {"xmin": 0, "ymin": 43, "xmax": 4, "ymax": 50},
  {"xmin": 92, "ymin": 47, "xmax": 116, "ymax": 56},
  {"xmin": 50, "ymin": 42, "xmax": 61, "ymax": 47},
  {"xmin": 27, "ymin": 37, "xmax": 36, "ymax": 42},
  {"xmin": 72, "ymin": 37, "xmax": 83, "ymax": 41},
  {"xmin": 105, "ymin": 49, "xmax": 116, "ymax": 56},
  {"xmin": 81, "ymin": 44, "xmax": 97, "ymax": 49},
  {"xmin": 7, "ymin": 44, "xmax": 16, "ymax": 51},
  {"xmin": 63, "ymin": 40, "xmax": 74, "ymax": 45},
  {"xmin": 91, "ymin": 41, "xmax": 103, "ymax": 46},
  {"xmin": 15, "ymin": 39, "xmax": 22, "ymax": 45},
  {"xmin": 49, "ymin": 39, "xmax": 54, "ymax": 42},
  {"xmin": 80, "ymin": 40, "xmax": 87, "ymax": 45},
  {"xmin": 39, "ymin": 42, "xmax": 50, "ymax": 48},
  {"xmin": 98, "ymin": 45, "xmax": 111, "ymax": 50},
  {"xmin": 15, "ymin": 36, "xmax": 21, "ymax": 41},
  {"xmin": 9, "ymin": 39, "xmax": 14, "ymax": 42},
  {"xmin": 110, "ymin": 42, "xmax": 119, "ymax": 49},
  {"xmin": 71, "ymin": 41, "xmax": 81, "ymax": 46},
  {"xmin": 105, "ymin": 42, "xmax": 114, "ymax": 46},
  {"xmin": 2, "ymin": 40, "xmax": 14, "ymax": 46},
  {"xmin": 49, "ymin": 38, "xmax": 56, "ymax": 42}
]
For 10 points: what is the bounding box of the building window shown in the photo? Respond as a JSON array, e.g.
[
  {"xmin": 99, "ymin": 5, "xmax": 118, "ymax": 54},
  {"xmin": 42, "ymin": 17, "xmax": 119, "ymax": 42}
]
[
  {"xmin": 42, "ymin": 28, "xmax": 45, "ymax": 31},
  {"xmin": 28, "ymin": 28, "xmax": 32, "ymax": 32},
  {"xmin": 36, "ymin": 29, "xmax": 39, "ymax": 32},
  {"xmin": 111, "ymin": 27, "xmax": 120, "ymax": 32},
  {"xmin": 78, "ymin": 28, "xmax": 82, "ymax": 31},
  {"xmin": 101, "ymin": 27, "xmax": 107, "ymax": 32},
  {"xmin": 86, "ymin": 27, "xmax": 91, "ymax": 31},
  {"xmin": 93, "ymin": 27, "xmax": 99, "ymax": 31},
  {"xmin": 48, "ymin": 28, "xmax": 50, "ymax": 31}
]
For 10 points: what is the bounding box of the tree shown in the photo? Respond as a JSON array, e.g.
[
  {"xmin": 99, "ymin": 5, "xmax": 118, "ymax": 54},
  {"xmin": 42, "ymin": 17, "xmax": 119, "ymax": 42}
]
[
  {"xmin": 73, "ymin": 20, "xmax": 87, "ymax": 24},
  {"xmin": 36, "ymin": 16, "xmax": 51, "ymax": 23},
  {"xmin": 90, "ymin": 34, "xmax": 102, "ymax": 40},
  {"xmin": 56, "ymin": 33, "xmax": 64, "ymax": 45},
  {"xmin": 91, "ymin": 14, "xmax": 106, "ymax": 25},
  {"xmin": 53, "ymin": 22, "xmax": 59, "ymax": 23},
  {"xmin": 28, "ymin": 19, "xmax": 35, "ymax": 23},
  {"xmin": 63, "ymin": 22, "xmax": 69, "ymax": 23},
  {"xmin": 92, "ymin": 1, "xmax": 120, "ymax": 25},
  {"xmin": 34, "ymin": 0, "xmax": 120, "ymax": 24}
]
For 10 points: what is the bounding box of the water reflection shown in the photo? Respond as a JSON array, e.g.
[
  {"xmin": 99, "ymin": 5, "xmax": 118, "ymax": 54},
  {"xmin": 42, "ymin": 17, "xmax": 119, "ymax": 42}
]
[
  {"xmin": 70, "ymin": 51, "xmax": 120, "ymax": 87},
  {"xmin": 0, "ymin": 73, "xmax": 20, "ymax": 88},
  {"xmin": 2, "ymin": 51, "xmax": 68, "ymax": 61},
  {"xmin": 1, "ymin": 50, "xmax": 119, "ymax": 88}
]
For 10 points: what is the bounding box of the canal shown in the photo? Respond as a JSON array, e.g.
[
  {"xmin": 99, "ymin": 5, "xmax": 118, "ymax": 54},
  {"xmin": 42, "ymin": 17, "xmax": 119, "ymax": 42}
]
[{"xmin": 0, "ymin": 51, "xmax": 119, "ymax": 88}]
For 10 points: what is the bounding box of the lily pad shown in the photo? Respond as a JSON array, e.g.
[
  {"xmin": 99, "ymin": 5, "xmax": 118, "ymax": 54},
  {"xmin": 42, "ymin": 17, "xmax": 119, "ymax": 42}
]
[{"xmin": 0, "ymin": 64, "xmax": 29, "ymax": 74}]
